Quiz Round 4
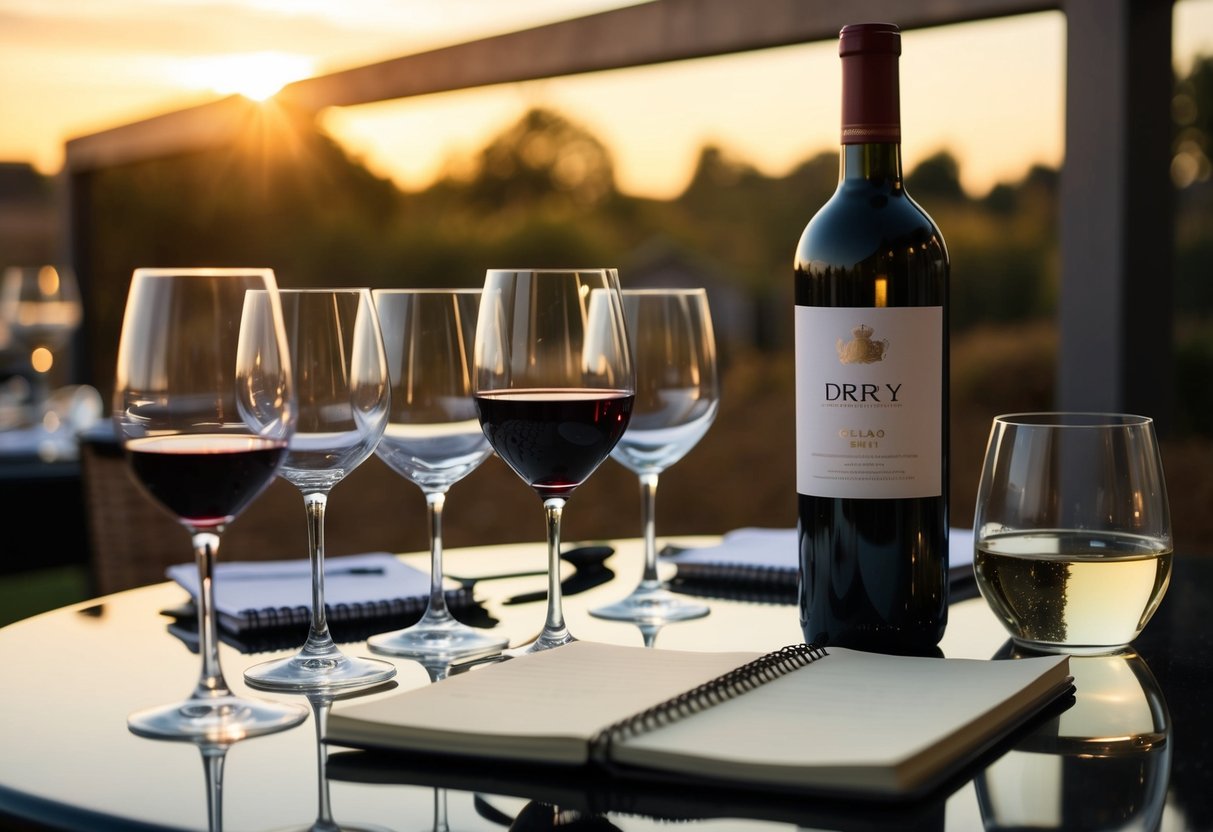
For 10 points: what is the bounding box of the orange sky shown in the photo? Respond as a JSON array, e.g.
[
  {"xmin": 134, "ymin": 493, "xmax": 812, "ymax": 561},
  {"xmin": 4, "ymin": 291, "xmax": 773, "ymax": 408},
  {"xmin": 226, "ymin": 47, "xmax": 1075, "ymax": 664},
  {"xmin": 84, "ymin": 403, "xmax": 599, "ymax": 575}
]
[{"xmin": 1, "ymin": 0, "xmax": 1211, "ymax": 199}]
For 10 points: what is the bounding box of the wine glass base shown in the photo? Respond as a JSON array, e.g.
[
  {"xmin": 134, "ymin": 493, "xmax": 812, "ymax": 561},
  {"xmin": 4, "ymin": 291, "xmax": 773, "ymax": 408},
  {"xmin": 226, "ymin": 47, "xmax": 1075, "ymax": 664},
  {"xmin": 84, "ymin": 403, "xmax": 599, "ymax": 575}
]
[
  {"xmin": 503, "ymin": 626, "xmax": 576, "ymax": 658},
  {"xmin": 127, "ymin": 694, "xmax": 308, "ymax": 742},
  {"xmin": 589, "ymin": 585, "xmax": 710, "ymax": 624},
  {"xmin": 244, "ymin": 652, "xmax": 397, "ymax": 693},
  {"xmin": 367, "ymin": 621, "xmax": 509, "ymax": 661}
]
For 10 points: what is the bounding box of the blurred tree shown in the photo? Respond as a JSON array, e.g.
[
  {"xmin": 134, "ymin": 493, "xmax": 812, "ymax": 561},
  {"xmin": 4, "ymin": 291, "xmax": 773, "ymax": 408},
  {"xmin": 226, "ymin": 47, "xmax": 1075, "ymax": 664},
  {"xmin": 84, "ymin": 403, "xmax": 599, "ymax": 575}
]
[
  {"xmin": 905, "ymin": 150, "xmax": 966, "ymax": 202},
  {"xmin": 463, "ymin": 107, "xmax": 615, "ymax": 214}
]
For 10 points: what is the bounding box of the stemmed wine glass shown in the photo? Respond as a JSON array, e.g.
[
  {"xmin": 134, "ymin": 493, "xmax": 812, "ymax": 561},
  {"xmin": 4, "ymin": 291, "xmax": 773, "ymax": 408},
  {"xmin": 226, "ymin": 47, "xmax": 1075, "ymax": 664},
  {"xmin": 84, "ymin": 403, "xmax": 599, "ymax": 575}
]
[
  {"xmin": 473, "ymin": 268, "xmax": 634, "ymax": 655},
  {"xmin": 244, "ymin": 288, "xmax": 397, "ymax": 692},
  {"xmin": 0, "ymin": 265, "xmax": 83, "ymax": 411},
  {"xmin": 113, "ymin": 267, "xmax": 308, "ymax": 740},
  {"xmin": 366, "ymin": 289, "xmax": 508, "ymax": 661},
  {"xmin": 590, "ymin": 288, "xmax": 719, "ymax": 625}
]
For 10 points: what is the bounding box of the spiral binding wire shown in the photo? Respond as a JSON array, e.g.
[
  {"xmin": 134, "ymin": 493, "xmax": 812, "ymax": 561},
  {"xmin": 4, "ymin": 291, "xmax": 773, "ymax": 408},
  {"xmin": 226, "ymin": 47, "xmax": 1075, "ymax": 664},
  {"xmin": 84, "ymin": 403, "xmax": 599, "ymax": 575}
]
[{"xmin": 589, "ymin": 643, "xmax": 828, "ymax": 762}]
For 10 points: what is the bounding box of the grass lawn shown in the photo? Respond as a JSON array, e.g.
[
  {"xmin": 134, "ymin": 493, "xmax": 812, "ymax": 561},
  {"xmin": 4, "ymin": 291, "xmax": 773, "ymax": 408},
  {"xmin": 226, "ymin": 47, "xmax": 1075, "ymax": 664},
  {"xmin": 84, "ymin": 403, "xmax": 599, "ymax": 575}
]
[{"xmin": 0, "ymin": 566, "xmax": 91, "ymax": 628}]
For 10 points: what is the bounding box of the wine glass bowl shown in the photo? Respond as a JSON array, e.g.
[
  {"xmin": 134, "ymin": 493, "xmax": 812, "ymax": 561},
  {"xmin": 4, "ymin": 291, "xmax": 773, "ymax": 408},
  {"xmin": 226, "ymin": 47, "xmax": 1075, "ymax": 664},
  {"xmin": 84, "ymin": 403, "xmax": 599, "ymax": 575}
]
[
  {"xmin": 473, "ymin": 269, "xmax": 635, "ymax": 654},
  {"xmin": 972, "ymin": 412, "xmax": 1173, "ymax": 655},
  {"xmin": 243, "ymin": 288, "xmax": 397, "ymax": 692},
  {"xmin": 366, "ymin": 288, "xmax": 508, "ymax": 661},
  {"xmin": 590, "ymin": 288, "xmax": 719, "ymax": 625},
  {"xmin": 114, "ymin": 267, "xmax": 308, "ymax": 740}
]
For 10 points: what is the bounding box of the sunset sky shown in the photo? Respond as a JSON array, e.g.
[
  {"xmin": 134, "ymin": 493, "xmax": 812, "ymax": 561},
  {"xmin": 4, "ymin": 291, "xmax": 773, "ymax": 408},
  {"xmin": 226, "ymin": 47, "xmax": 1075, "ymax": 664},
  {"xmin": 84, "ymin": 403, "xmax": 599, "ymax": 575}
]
[{"xmin": 1, "ymin": 0, "xmax": 1211, "ymax": 200}]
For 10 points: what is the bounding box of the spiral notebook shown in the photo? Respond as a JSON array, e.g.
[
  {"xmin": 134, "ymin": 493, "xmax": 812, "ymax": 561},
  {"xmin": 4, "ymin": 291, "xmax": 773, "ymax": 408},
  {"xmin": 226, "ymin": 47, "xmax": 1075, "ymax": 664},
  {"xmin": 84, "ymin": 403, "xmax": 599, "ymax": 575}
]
[
  {"xmin": 325, "ymin": 640, "xmax": 1071, "ymax": 798},
  {"xmin": 664, "ymin": 527, "xmax": 978, "ymax": 602},
  {"xmin": 164, "ymin": 552, "xmax": 476, "ymax": 638}
]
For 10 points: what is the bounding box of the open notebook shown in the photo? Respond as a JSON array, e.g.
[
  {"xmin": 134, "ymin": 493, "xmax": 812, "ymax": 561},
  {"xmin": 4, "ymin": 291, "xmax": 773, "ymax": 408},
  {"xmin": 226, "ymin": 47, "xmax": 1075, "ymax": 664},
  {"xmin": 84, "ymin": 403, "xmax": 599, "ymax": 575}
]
[{"xmin": 326, "ymin": 640, "xmax": 1072, "ymax": 799}]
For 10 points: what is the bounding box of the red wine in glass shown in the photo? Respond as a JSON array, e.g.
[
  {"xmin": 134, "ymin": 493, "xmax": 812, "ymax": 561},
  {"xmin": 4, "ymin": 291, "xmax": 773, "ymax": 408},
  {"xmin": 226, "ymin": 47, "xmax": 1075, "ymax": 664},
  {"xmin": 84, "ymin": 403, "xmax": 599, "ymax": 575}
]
[
  {"xmin": 475, "ymin": 389, "xmax": 634, "ymax": 499},
  {"xmin": 126, "ymin": 435, "xmax": 287, "ymax": 527}
]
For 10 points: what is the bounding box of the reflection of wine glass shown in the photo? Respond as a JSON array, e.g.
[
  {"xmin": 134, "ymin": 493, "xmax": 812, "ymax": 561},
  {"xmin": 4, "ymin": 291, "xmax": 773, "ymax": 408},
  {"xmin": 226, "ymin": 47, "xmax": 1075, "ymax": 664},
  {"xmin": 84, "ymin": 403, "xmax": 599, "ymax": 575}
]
[
  {"xmin": 473, "ymin": 269, "xmax": 634, "ymax": 655},
  {"xmin": 975, "ymin": 642, "xmax": 1170, "ymax": 831},
  {"xmin": 114, "ymin": 267, "xmax": 308, "ymax": 740},
  {"xmin": 0, "ymin": 265, "xmax": 83, "ymax": 407},
  {"xmin": 268, "ymin": 687, "xmax": 397, "ymax": 832},
  {"xmin": 366, "ymin": 289, "xmax": 508, "ymax": 661},
  {"xmin": 244, "ymin": 289, "xmax": 397, "ymax": 692},
  {"xmin": 590, "ymin": 289, "xmax": 718, "ymax": 625},
  {"xmin": 973, "ymin": 413, "xmax": 1173, "ymax": 654}
]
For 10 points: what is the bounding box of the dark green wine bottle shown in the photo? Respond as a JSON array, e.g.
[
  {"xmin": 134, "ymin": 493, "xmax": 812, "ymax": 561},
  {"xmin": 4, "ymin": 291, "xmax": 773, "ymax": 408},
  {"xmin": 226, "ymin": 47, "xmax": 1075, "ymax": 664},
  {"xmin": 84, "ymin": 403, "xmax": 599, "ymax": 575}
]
[{"xmin": 794, "ymin": 22, "xmax": 949, "ymax": 654}]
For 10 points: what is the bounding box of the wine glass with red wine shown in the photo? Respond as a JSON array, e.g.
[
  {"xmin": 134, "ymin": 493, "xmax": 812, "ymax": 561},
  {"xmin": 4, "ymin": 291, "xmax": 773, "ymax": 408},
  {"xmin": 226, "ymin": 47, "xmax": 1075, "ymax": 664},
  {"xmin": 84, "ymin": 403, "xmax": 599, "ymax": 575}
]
[
  {"xmin": 113, "ymin": 267, "xmax": 308, "ymax": 741},
  {"xmin": 473, "ymin": 269, "xmax": 635, "ymax": 655}
]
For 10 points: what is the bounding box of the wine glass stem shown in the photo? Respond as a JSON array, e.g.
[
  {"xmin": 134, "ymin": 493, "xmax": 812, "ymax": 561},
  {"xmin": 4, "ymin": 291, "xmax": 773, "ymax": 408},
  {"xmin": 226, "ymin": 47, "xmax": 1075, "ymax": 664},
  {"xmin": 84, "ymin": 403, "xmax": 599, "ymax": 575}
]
[
  {"xmin": 191, "ymin": 531, "xmax": 233, "ymax": 700},
  {"xmin": 423, "ymin": 489, "xmax": 453, "ymax": 621},
  {"xmin": 311, "ymin": 697, "xmax": 336, "ymax": 828},
  {"xmin": 433, "ymin": 787, "xmax": 451, "ymax": 832},
  {"xmin": 543, "ymin": 497, "xmax": 568, "ymax": 635},
  {"xmin": 199, "ymin": 744, "xmax": 227, "ymax": 832},
  {"xmin": 639, "ymin": 471, "xmax": 662, "ymax": 584},
  {"xmin": 303, "ymin": 491, "xmax": 335, "ymax": 653}
]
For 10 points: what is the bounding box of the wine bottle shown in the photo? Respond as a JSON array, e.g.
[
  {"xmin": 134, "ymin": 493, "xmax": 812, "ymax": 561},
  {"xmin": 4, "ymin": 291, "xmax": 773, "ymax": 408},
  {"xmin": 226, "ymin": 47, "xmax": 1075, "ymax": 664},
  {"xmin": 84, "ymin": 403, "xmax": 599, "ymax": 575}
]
[{"xmin": 794, "ymin": 22, "xmax": 949, "ymax": 654}]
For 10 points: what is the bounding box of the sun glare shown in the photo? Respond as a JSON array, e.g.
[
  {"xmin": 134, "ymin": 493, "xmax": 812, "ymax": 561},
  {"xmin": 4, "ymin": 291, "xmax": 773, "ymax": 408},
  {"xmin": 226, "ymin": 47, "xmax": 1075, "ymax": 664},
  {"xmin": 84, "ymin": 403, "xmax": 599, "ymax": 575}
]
[{"xmin": 180, "ymin": 52, "xmax": 316, "ymax": 101}]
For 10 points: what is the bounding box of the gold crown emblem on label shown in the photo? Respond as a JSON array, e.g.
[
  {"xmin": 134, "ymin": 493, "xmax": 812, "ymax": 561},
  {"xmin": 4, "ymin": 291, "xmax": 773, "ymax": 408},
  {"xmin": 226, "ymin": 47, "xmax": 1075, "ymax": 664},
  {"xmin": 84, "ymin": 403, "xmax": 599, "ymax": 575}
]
[{"xmin": 837, "ymin": 323, "xmax": 888, "ymax": 364}]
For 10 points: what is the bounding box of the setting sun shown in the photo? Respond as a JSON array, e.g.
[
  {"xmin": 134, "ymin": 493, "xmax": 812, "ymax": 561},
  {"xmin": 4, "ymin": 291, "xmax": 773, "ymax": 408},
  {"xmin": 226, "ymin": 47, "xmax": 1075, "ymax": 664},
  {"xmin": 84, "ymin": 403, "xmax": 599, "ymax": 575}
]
[{"xmin": 180, "ymin": 51, "xmax": 316, "ymax": 101}]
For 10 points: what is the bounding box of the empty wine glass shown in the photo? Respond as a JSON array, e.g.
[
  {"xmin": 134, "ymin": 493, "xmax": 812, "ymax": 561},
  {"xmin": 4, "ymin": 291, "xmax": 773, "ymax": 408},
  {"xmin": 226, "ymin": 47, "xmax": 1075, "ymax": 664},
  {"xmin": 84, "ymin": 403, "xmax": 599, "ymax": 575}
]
[
  {"xmin": 590, "ymin": 288, "xmax": 719, "ymax": 625},
  {"xmin": 366, "ymin": 288, "xmax": 508, "ymax": 661},
  {"xmin": 473, "ymin": 269, "xmax": 634, "ymax": 655},
  {"xmin": 114, "ymin": 267, "xmax": 307, "ymax": 740},
  {"xmin": 244, "ymin": 288, "xmax": 397, "ymax": 692},
  {"xmin": 0, "ymin": 264, "xmax": 82, "ymax": 411}
]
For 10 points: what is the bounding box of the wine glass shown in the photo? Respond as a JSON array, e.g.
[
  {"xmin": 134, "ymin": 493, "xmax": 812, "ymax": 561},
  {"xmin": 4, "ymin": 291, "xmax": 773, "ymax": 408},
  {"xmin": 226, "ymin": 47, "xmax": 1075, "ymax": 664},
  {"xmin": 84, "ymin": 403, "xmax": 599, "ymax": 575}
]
[
  {"xmin": 366, "ymin": 289, "xmax": 508, "ymax": 661},
  {"xmin": 113, "ymin": 267, "xmax": 308, "ymax": 741},
  {"xmin": 0, "ymin": 265, "xmax": 83, "ymax": 411},
  {"xmin": 473, "ymin": 268, "xmax": 634, "ymax": 655},
  {"xmin": 973, "ymin": 412, "xmax": 1173, "ymax": 654},
  {"xmin": 589, "ymin": 288, "xmax": 719, "ymax": 625},
  {"xmin": 244, "ymin": 288, "xmax": 397, "ymax": 692}
]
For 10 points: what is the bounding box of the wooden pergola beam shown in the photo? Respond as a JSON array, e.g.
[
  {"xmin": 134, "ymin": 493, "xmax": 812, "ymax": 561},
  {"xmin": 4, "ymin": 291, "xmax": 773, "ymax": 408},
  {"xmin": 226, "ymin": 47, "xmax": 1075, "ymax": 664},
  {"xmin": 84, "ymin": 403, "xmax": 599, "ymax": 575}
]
[{"xmin": 64, "ymin": 0, "xmax": 1057, "ymax": 172}]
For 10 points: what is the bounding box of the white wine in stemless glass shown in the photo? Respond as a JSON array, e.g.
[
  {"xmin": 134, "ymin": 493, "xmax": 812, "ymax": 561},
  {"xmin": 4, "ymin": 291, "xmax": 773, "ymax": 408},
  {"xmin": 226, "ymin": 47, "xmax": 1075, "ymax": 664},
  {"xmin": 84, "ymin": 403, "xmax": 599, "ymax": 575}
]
[{"xmin": 972, "ymin": 412, "xmax": 1173, "ymax": 655}]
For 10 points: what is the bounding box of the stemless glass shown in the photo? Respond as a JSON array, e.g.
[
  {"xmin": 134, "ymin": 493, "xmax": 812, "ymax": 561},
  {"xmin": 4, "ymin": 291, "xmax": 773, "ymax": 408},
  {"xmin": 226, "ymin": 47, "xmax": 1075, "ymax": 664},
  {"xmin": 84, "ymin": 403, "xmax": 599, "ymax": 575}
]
[
  {"xmin": 366, "ymin": 288, "xmax": 508, "ymax": 661},
  {"xmin": 590, "ymin": 288, "xmax": 719, "ymax": 625},
  {"xmin": 473, "ymin": 269, "xmax": 634, "ymax": 655},
  {"xmin": 244, "ymin": 288, "xmax": 397, "ymax": 692},
  {"xmin": 113, "ymin": 267, "xmax": 308, "ymax": 740},
  {"xmin": 972, "ymin": 412, "xmax": 1173, "ymax": 655}
]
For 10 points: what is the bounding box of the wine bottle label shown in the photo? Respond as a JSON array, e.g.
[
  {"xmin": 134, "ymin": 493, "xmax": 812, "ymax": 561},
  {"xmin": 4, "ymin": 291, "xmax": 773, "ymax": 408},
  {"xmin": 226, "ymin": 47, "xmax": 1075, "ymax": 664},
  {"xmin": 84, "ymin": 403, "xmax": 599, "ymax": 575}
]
[{"xmin": 795, "ymin": 305, "xmax": 942, "ymax": 499}]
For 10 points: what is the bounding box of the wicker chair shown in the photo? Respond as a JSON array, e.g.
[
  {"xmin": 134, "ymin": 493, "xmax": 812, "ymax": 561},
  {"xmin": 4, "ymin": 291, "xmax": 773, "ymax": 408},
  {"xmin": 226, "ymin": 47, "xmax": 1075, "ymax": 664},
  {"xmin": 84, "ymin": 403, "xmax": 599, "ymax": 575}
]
[{"xmin": 78, "ymin": 427, "xmax": 313, "ymax": 595}]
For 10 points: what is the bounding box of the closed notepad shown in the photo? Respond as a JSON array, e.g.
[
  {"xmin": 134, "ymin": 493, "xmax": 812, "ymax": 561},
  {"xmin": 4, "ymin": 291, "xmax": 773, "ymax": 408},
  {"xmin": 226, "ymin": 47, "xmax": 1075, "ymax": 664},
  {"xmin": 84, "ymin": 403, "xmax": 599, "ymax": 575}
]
[
  {"xmin": 325, "ymin": 640, "xmax": 1072, "ymax": 798},
  {"xmin": 166, "ymin": 552, "xmax": 474, "ymax": 636}
]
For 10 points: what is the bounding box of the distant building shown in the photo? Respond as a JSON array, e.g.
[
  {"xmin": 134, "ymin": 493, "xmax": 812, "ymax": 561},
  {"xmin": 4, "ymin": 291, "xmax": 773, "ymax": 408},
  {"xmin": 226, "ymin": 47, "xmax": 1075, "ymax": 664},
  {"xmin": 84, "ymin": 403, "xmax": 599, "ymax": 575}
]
[
  {"xmin": 0, "ymin": 162, "xmax": 61, "ymax": 378},
  {"xmin": 0, "ymin": 162, "xmax": 58, "ymax": 266}
]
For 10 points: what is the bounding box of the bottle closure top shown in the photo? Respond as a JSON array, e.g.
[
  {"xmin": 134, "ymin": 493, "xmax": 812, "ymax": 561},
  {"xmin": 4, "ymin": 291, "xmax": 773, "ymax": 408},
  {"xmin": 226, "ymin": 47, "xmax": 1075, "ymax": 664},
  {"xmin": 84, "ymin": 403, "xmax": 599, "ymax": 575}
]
[{"xmin": 839, "ymin": 22, "xmax": 901, "ymax": 145}]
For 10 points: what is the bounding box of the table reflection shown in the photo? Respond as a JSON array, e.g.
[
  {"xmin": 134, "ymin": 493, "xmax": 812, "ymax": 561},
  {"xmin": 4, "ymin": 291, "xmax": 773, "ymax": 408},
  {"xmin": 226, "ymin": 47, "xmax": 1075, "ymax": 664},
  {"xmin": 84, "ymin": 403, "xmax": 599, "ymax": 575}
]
[{"xmin": 976, "ymin": 643, "xmax": 1170, "ymax": 831}]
